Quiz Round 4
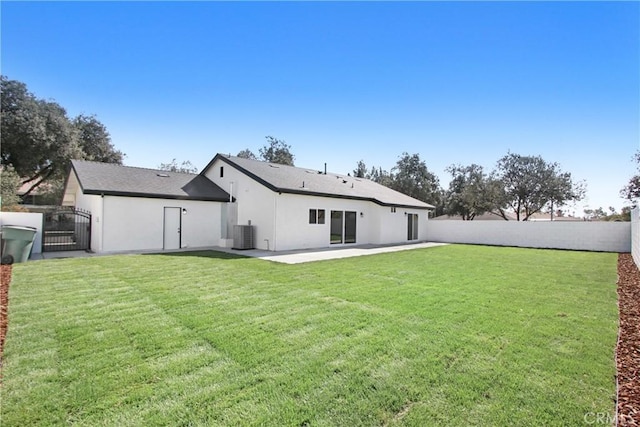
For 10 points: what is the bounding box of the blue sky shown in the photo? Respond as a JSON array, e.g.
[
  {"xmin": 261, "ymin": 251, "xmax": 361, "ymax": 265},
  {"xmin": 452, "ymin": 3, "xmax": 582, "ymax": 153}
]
[{"xmin": 2, "ymin": 1, "xmax": 638, "ymax": 214}]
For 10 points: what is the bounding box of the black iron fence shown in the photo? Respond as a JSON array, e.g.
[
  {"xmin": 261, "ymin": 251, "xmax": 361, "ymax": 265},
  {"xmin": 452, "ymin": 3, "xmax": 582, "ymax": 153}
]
[{"xmin": 42, "ymin": 207, "xmax": 91, "ymax": 252}]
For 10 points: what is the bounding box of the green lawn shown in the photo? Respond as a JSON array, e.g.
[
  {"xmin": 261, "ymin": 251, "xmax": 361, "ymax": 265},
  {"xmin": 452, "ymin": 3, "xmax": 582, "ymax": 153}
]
[{"xmin": 1, "ymin": 245, "xmax": 618, "ymax": 426}]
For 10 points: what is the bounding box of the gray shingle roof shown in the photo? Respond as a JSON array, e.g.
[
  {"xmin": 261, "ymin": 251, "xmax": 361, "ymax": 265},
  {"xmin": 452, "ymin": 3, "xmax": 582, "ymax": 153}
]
[
  {"xmin": 208, "ymin": 155, "xmax": 434, "ymax": 209},
  {"xmin": 70, "ymin": 160, "xmax": 230, "ymax": 201}
]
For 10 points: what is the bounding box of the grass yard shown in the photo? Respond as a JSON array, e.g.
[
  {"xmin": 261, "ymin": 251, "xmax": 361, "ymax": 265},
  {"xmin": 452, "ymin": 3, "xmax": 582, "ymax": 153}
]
[{"xmin": 0, "ymin": 245, "xmax": 618, "ymax": 426}]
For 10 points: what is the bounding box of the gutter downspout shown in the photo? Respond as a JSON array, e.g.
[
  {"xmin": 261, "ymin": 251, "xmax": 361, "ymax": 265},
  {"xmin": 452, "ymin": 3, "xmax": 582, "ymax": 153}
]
[
  {"xmin": 100, "ymin": 193, "xmax": 105, "ymax": 253},
  {"xmin": 273, "ymin": 193, "xmax": 278, "ymax": 251}
]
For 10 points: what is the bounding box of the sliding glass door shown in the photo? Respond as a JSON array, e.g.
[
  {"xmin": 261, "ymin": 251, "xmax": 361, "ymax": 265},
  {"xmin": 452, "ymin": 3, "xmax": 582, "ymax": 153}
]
[
  {"xmin": 344, "ymin": 211, "xmax": 357, "ymax": 243},
  {"xmin": 330, "ymin": 210, "xmax": 357, "ymax": 244},
  {"xmin": 330, "ymin": 211, "xmax": 343, "ymax": 244}
]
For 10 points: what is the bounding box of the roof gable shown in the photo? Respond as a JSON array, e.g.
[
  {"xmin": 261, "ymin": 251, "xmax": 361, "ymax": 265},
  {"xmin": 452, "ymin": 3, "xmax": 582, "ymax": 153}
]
[
  {"xmin": 69, "ymin": 160, "xmax": 230, "ymax": 202},
  {"xmin": 204, "ymin": 154, "xmax": 434, "ymax": 209}
]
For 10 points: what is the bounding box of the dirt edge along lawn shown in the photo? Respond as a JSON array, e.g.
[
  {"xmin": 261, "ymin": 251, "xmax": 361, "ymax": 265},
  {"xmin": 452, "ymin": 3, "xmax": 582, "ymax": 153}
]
[
  {"xmin": 616, "ymin": 253, "xmax": 640, "ymax": 426},
  {"xmin": 0, "ymin": 263, "xmax": 12, "ymax": 374}
]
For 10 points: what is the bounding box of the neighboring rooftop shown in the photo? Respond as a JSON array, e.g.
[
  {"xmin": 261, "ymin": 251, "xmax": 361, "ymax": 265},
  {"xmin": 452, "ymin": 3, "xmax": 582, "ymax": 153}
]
[
  {"xmin": 69, "ymin": 160, "xmax": 230, "ymax": 201},
  {"xmin": 527, "ymin": 212, "xmax": 584, "ymax": 221},
  {"xmin": 207, "ymin": 154, "xmax": 435, "ymax": 209}
]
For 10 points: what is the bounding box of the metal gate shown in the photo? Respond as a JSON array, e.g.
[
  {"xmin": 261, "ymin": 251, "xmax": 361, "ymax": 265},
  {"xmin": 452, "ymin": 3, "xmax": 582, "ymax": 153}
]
[{"xmin": 43, "ymin": 207, "xmax": 91, "ymax": 252}]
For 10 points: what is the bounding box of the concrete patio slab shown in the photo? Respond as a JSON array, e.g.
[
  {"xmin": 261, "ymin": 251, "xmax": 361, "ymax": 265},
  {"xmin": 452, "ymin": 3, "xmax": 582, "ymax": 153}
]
[
  {"xmin": 32, "ymin": 241, "xmax": 448, "ymax": 264},
  {"xmin": 234, "ymin": 242, "xmax": 449, "ymax": 264}
]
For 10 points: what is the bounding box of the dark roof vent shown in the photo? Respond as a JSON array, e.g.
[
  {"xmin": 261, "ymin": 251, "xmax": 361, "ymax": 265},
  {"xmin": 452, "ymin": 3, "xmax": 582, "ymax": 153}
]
[
  {"xmin": 157, "ymin": 173, "xmax": 170, "ymax": 178},
  {"xmin": 269, "ymin": 164, "xmax": 279, "ymax": 168}
]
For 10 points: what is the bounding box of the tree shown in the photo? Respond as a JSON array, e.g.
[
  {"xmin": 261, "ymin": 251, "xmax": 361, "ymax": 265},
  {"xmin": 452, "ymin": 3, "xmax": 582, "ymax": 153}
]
[
  {"xmin": 259, "ymin": 136, "xmax": 294, "ymax": 166},
  {"xmin": 390, "ymin": 153, "xmax": 442, "ymax": 208},
  {"xmin": 491, "ymin": 153, "xmax": 585, "ymax": 221},
  {"xmin": 0, "ymin": 76, "xmax": 125, "ymax": 203},
  {"xmin": 351, "ymin": 155, "xmax": 443, "ymax": 212},
  {"xmin": 351, "ymin": 161, "xmax": 393, "ymax": 185},
  {"xmin": 585, "ymin": 206, "xmax": 631, "ymax": 222},
  {"xmin": 74, "ymin": 114, "xmax": 124, "ymax": 164},
  {"xmin": 621, "ymin": 151, "xmax": 640, "ymax": 201},
  {"xmin": 583, "ymin": 207, "xmax": 607, "ymax": 221},
  {"xmin": 353, "ymin": 160, "xmax": 368, "ymax": 178},
  {"xmin": 1, "ymin": 77, "xmax": 82, "ymax": 197},
  {"xmin": 158, "ymin": 159, "xmax": 198, "ymax": 174},
  {"xmin": 444, "ymin": 164, "xmax": 494, "ymax": 220},
  {"xmin": 0, "ymin": 166, "xmax": 22, "ymax": 210},
  {"xmin": 237, "ymin": 149, "xmax": 257, "ymax": 160},
  {"xmin": 369, "ymin": 166, "xmax": 394, "ymax": 187},
  {"xmin": 617, "ymin": 206, "xmax": 632, "ymax": 222}
]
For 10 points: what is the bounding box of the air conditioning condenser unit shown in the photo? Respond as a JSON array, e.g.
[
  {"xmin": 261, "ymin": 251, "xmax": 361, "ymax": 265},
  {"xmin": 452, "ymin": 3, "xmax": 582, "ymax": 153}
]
[{"xmin": 233, "ymin": 225, "xmax": 254, "ymax": 250}]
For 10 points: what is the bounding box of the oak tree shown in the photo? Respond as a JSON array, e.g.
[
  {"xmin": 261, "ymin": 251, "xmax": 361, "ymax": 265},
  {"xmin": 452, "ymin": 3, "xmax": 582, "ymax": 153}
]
[
  {"xmin": 444, "ymin": 164, "xmax": 494, "ymax": 220},
  {"xmin": 0, "ymin": 76, "xmax": 125, "ymax": 202},
  {"xmin": 390, "ymin": 152, "xmax": 442, "ymax": 209},
  {"xmin": 491, "ymin": 153, "xmax": 585, "ymax": 221},
  {"xmin": 74, "ymin": 114, "xmax": 124, "ymax": 164}
]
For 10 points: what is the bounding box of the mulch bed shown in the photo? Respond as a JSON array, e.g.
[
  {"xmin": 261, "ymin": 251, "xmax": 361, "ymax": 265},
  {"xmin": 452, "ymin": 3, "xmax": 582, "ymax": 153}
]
[
  {"xmin": 1, "ymin": 264, "xmax": 12, "ymax": 372},
  {"xmin": 617, "ymin": 253, "xmax": 640, "ymax": 426}
]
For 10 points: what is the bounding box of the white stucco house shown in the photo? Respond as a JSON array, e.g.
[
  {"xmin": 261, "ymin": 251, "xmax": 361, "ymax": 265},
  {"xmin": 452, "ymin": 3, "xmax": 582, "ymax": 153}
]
[{"xmin": 62, "ymin": 154, "xmax": 434, "ymax": 253}]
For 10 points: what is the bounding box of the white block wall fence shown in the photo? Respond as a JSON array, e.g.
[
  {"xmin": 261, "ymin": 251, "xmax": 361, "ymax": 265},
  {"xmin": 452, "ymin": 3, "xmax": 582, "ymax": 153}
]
[
  {"xmin": 631, "ymin": 207, "xmax": 640, "ymax": 267},
  {"xmin": 426, "ymin": 220, "xmax": 631, "ymax": 253}
]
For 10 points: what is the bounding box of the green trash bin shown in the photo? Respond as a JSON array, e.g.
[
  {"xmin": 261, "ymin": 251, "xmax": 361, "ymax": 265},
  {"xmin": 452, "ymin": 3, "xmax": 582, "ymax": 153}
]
[{"xmin": 1, "ymin": 225, "xmax": 37, "ymax": 263}]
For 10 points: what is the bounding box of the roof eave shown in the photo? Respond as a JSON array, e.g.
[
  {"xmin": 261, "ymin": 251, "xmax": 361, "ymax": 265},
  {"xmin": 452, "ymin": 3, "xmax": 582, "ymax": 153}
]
[
  {"xmin": 62, "ymin": 161, "xmax": 86, "ymax": 205},
  {"xmin": 67, "ymin": 160, "xmax": 86, "ymax": 193},
  {"xmin": 275, "ymin": 188, "xmax": 433, "ymax": 209},
  {"xmin": 214, "ymin": 155, "xmax": 281, "ymax": 192},
  {"xmin": 83, "ymin": 189, "xmax": 233, "ymax": 202}
]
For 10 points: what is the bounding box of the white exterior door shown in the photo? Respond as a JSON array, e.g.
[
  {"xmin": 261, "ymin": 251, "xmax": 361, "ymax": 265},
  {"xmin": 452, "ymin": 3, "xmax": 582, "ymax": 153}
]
[{"xmin": 163, "ymin": 207, "xmax": 181, "ymax": 250}]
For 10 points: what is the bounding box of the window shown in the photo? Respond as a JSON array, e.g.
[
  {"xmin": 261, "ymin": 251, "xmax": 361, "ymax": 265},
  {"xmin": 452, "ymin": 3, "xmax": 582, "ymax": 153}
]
[
  {"xmin": 309, "ymin": 209, "xmax": 325, "ymax": 224},
  {"xmin": 391, "ymin": 207, "xmax": 396, "ymax": 213},
  {"xmin": 220, "ymin": 167, "xmax": 224, "ymax": 178}
]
